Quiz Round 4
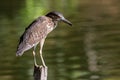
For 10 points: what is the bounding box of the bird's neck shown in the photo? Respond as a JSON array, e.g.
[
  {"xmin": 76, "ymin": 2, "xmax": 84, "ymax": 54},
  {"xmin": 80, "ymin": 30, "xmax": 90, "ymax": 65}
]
[{"xmin": 53, "ymin": 20, "xmax": 58, "ymax": 27}]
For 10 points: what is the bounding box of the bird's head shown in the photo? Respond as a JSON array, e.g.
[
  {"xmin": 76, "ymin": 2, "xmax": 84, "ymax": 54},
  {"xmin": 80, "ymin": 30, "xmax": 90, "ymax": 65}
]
[{"xmin": 46, "ymin": 11, "xmax": 72, "ymax": 26}]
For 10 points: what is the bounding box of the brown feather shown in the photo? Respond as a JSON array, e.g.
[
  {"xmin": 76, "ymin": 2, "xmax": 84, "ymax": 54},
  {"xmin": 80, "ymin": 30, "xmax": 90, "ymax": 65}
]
[{"xmin": 16, "ymin": 16, "xmax": 56, "ymax": 56}]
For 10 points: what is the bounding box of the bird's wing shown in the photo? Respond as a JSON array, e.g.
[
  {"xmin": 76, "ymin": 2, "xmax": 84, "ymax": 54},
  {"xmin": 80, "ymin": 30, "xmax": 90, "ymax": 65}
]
[{"xmin": 16, "ymin": 16, "xmax": 54, "ymax": 56}]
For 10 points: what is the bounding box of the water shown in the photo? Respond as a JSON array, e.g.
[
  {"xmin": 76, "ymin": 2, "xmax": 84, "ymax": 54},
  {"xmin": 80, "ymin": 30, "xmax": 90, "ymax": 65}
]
[{"xmin": 0, "ymin": 0, "xmax": 120, "ymax": 80}]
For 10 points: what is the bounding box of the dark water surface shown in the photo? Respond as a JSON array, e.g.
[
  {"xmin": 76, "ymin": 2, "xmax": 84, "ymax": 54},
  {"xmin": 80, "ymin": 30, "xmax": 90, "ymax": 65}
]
[{"xmin": 0, "ymin": 0, "xmax": 120, "ymax": 80}]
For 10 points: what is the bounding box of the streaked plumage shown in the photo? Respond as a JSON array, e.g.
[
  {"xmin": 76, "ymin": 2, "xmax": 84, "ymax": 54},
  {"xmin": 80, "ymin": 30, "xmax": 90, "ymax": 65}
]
[
  {"xmin": 16, "ymin": 16, "xmax": 56, "ymax": 56},
  {"xmin": 16, "ymin": 11, "xmax": 72, "ymax": 66}
]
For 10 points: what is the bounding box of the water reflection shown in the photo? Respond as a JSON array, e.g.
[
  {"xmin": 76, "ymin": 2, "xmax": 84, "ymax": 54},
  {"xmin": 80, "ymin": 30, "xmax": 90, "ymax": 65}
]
[{"xmin": 0, "ymin": 0, "xmax": 120, "ymax": 80}]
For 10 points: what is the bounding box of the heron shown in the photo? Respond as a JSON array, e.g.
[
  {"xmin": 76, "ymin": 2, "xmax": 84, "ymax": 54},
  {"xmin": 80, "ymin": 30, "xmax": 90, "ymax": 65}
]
[{"xmin": 16, "ymin": 11, "xmax": 72, "ymax": 67}]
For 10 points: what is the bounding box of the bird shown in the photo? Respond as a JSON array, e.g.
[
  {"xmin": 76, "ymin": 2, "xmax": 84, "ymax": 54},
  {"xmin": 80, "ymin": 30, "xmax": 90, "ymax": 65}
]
[{"xmin": 16, "ymin": 11, "xmax": 72, "ymax": 67}]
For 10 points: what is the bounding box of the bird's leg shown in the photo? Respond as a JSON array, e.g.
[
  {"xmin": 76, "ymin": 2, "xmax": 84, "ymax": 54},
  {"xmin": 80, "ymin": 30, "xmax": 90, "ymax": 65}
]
[
  {"xmin": 33, "ymin": 46, "xmax": 38, "ymax": 66},
  {"xmin": 40, "ymin": 39, "xmax": 46, "ymax": 67}
]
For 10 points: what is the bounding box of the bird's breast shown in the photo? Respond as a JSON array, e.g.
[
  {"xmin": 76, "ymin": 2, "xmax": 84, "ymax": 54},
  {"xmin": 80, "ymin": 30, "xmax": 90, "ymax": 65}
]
[
  {"xmin": 46, "ymin": 23, "xmax": 56, "ymax": 34},
  {"xmin": 47, "ymin": 25, "xmax": 54, "ymax": 31}
]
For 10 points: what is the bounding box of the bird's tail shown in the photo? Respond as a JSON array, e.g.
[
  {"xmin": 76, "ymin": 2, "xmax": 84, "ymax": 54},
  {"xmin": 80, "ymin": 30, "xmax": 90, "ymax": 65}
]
[
  {"xmin": 16, "ymin": 42, "xmax": 32, "ymax": 56},
  {"xmin": 16, "ymin": 50, "xmax": 24, "ymax": 56}
]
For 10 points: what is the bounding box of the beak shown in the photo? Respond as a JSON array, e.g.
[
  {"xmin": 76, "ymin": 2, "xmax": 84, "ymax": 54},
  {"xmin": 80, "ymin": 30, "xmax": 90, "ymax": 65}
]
[{"xmin": 61, "ymin": 18, "xmax": 72, "ymax": 26}]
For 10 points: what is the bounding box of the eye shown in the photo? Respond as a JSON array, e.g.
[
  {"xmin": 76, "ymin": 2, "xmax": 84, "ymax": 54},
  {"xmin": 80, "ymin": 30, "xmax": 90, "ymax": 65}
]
[{"xmin": 53, "ymin": 15, "xmax": 60, "ymax": 19}]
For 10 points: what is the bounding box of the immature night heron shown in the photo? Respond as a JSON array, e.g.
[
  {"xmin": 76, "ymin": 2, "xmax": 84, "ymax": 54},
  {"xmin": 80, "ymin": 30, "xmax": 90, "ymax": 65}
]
[{"xmin": 16, "ymin": 11, "xmax": 72, "ymax": 67}]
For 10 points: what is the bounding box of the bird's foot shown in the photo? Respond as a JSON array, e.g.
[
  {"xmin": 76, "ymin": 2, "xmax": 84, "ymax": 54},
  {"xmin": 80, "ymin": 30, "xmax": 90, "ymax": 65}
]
[
  {"xmin": 42, "ymin": 63, "xmax": 47, "ymax": 68},
  {"xmin": 34, "ymin": 62, "xmax": 39, "ymax": 67}
]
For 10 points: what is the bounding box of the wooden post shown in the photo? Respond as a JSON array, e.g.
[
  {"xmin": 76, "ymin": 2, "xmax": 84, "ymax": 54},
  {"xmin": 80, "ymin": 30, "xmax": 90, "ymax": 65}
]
[{"xmin": 33, "ymin": 65, "xmax": 48, "ymax": 80}]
